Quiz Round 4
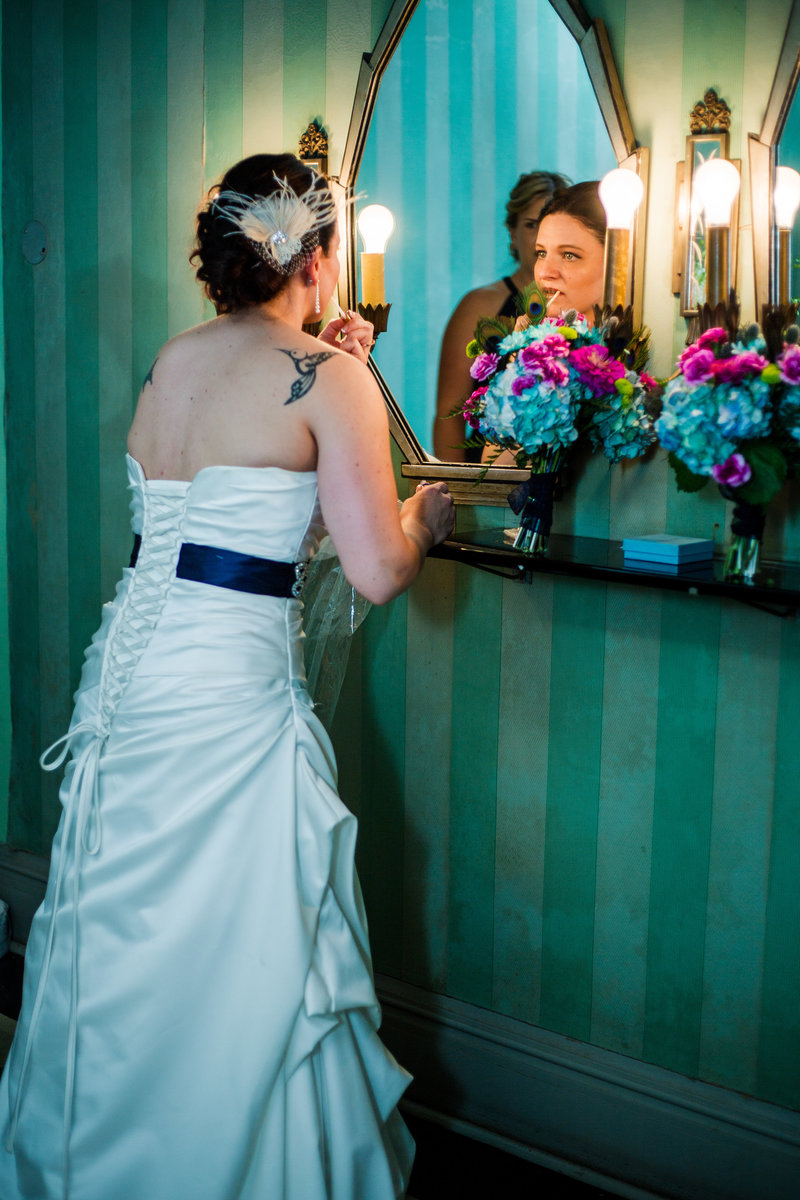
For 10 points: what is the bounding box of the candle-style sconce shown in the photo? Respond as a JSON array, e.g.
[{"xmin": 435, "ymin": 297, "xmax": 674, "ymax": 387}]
[
  {"xmin": 693, "ymin": 157, "xmax": 741, "ymax": 308},
  {"xmin": 356, "ymin": 204, "xmax": 394, "ymax": 337},
  {"xmin": 598, "ymin": 168, "xmax": 644, "ymax": 310},
  {"xmin": 673, "ymin": 89, "xmax": 741, "ymax": 318}
]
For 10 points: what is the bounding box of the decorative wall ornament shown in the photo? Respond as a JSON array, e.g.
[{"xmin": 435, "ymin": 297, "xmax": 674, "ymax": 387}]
[
  {"xmin": 298, "ymin": 121, "xmax": 329, "ymax": 176},
  {"xmin": 689, "ymin": 88, "xmax": 732, "ymax": 134}
]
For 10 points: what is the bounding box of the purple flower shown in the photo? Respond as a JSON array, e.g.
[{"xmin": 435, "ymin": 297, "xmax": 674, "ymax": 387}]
[
  {"xmin": 711, "ymin": 452, "xmax": 752, "ymax": 488},
  {"xmin": 696, "ymin": 326, "xmax": 728, "ymax": 349},
  {"xmin": 679, "ymin": 345, "xmax": 715, "ymax": 382},
  {"xmin": 710, "ymin": 351, "xmax": 768, "ymax": 384},
  {"xmin": 470, "ymin": 352, "xmax": 500, "ymax": 382},
  {"xmin": 778, "ymin": 344, "xmax": 800, "ymax": 384},
  {"xmin": 570, "ymin": 345, "xmax": 626, "ymax": 396},
  {"xmin": 511, "ymin": 373, "xmax": 539, "ymax": 396}
]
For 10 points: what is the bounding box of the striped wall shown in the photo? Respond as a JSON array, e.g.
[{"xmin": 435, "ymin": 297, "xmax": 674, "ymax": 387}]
[
  {"xmin": 0, "ymin": 0, "xmax": 393, "ymax": 850},
  {"xmin": 356, "ymin": 0, "xmax": 616, "ymax": 451},
  {"xmin": 2, "ymin": 0, "xmax": 800, "ymax": 1130},
  {"xmin": 328, "ymin": 0, "xmax": 800, "ymax": 1116}
]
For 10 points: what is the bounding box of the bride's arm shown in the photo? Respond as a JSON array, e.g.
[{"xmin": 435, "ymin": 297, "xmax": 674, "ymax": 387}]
[{"xmin": 306, "ymin": 355, "xmax": 454, "ymax": 605}]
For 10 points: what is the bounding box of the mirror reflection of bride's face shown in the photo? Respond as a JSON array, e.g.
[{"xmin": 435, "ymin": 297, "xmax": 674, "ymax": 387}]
[{"xmin": 534, "ymin": 213, "xmax": 605, "ymax": 318}]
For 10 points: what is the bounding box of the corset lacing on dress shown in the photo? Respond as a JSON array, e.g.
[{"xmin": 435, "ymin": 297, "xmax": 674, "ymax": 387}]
[{"xmin": 3, "ymin": 486, "xmax": 187, "ymax": 1197}]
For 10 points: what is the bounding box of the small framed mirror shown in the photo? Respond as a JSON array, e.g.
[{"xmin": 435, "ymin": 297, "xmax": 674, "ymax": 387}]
[{"xmin": 673, "ymin": 94, "xmax": 740, "ymax": 318}]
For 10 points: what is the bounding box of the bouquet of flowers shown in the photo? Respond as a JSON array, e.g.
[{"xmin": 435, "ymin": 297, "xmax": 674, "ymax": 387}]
[
  {"xmin": 463, "ymin": 291, "xmax": 659, "ymax": 552},
  {"xmin": 655, "ymin": 308, "xmax": 800, "ymax": 578}
]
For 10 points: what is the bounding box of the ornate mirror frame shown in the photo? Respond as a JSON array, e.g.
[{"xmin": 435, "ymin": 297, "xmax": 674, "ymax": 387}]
[
  {"xmin": 749, "ymin": 0, "xmax": 800, "ymax": 319},
  {"xmin": 332, "ymin": 0, "xmax": 648, "ymax": 504}
]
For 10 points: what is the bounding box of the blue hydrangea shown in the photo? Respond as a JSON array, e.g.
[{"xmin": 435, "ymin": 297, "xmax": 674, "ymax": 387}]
[
  {"xmin": 587, "ymin": 378, "xmax": 657, "ymax": 462},
  {"xmin": 778, "ymin": 385, "xmax": 800, "ymax": 444},
  {"xmin": 716, "ymin": 379, "xmax": 771, "ymax": 439},
  {"xmin": 656, "ymin": 381, "xmax": 733, "ymax": 474}
]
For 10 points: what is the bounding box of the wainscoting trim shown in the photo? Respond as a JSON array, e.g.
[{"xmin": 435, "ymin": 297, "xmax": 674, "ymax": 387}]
[
  {"xmin": 376, "ymin": 974, "xmax": 800, "ymax": 1200},
  {"xmin": 0, "ymin": 846, "xmax": 48, "ymax": 947}
]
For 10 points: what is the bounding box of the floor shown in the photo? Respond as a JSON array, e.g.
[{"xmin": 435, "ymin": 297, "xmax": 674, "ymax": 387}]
[{"xmin": 0, "ymin": 952, "xmax": 617, "ymax": 1197}]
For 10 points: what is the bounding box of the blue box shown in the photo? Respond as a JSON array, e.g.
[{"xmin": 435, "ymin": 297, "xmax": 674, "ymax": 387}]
[{"xmin": 622, "ymin": 534, "xmax": 715, "ymax": 563}]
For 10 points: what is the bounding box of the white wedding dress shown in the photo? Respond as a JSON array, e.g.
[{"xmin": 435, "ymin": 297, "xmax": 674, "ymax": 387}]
[{"xmin": 0, "ymin": 455, "xmax": 413, "ymax": 1200}]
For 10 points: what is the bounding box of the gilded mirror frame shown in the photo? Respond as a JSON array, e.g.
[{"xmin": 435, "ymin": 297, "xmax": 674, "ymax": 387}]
[
  {"xmin": 333, "ymin": 0, "xmax": 648, "ymax": 503},
  {"xmin": 749, "ymin": 0, "xmax": 800, "ymax": 319}
]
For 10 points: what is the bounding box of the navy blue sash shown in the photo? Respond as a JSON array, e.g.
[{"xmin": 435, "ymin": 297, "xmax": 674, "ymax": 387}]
[{"xmin": 129, "ymin": 535, "xmax": 308, "ymax": 598}]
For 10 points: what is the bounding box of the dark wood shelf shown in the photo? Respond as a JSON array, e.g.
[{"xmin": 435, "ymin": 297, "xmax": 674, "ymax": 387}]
[{"xmin": 429, "ymin": 531, "xmax": 800, "ymax": 616}]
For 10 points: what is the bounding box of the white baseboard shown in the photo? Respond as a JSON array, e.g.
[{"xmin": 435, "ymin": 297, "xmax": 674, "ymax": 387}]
[
  {"xmin": 375, "ymin": 974, "xmax": 800, "ymax": 1200},
  {"xmin": 0, "ymin": 846, "xmax": 48, "ymax": 944}
]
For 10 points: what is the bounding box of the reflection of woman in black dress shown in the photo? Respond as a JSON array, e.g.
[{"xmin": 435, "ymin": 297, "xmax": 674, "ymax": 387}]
[{"xmin": 433, "ymin": 170, "xmax": 570, "ymax": 462}]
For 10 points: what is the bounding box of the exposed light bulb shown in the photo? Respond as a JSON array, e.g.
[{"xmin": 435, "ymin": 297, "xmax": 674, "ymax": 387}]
[
  {"xmin": 774, "ymin": 166, "xmax": 800, "ymax": 230},
  {"xmin": 693, "ymin": 158, "xmax": 740, "ymax": 227},
  {"xmin": 357, "ymin": 205, "xmax": 395, "ymax": 253},
  {"xmin": 598, "ymin": 168, "xmax": 644, "ymax": 231}
]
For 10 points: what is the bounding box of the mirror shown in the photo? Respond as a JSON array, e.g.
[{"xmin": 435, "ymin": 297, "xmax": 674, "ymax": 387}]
[
  {"xmin": 750, "ymin": 0, "xmax": 800, "ymax": 316},
  {"xmin": 336, "ymin": 0, "xmax": 646, "ymax": 494}
]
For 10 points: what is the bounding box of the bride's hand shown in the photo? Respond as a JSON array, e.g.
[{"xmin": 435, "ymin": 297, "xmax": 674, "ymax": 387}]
[{"xmin": 318, "ymin": 311, "xmax": 375, "ymax": 364}]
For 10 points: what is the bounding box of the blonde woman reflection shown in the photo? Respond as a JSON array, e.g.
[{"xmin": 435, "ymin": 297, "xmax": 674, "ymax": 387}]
[
  {"xmin": 433, "ymin": 170, "xmax": 570, "ymax": 461},
  {"xmin": 482, "ymin": 180, "xmax": 607, "ymax": 467}
]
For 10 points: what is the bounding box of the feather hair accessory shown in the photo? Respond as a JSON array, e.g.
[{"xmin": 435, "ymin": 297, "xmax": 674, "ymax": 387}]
[{"xmin": 212, "ymin": 175, "xmax": 336, "ymax": 274}]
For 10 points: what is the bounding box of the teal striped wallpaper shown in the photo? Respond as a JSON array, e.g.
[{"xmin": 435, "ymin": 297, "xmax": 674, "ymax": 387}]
[
  {"xmin": 2, "ymin": 0, "xmax": 800, "ymax": 1118},
  {"xmin": 1, "ymin": 0, "xmax": 393, "ymax": 847}
]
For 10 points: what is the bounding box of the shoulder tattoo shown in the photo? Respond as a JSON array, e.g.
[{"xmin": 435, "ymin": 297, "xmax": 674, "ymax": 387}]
[
  {"xmin": 278, "ymin": 348, "xmax": 334, "ymax": 404},
  {"xmin": 143, "ymin": 356, "xmax": 159, "ymax": 389}
]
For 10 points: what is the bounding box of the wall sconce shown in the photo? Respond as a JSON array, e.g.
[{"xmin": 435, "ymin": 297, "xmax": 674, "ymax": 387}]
[
  {"xmin": 693, "ymin": 157, "xmax": 740, "ymax": 307},
  {"xmin": 673, "ymin": 89, "xmax": 740, "ymax": 320},
  {"xmin": 356, "ymin": 204, "xmax": 394, "ymax": 336},
  {"xmin": 773, "ymin": 165, "xmax": 800, "ymax": 305},
  {"xmin": 598, "ymin": 168, "xmax": 644, "ymax": 309}
]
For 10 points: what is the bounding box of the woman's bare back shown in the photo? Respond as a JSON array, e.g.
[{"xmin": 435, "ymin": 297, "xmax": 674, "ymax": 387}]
[{"xmin": 128, "ymin": 311, "xmax": 342, "ymax": 481}]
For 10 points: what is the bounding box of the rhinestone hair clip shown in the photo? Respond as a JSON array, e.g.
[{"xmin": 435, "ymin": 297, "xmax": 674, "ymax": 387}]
[{"xmin": 212, "ymin": 175, "xmax": 336, "ymax": 275}]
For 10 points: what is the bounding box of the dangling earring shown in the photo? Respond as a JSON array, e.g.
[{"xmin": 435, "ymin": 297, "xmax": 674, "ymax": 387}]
[{"xmin": 314, "ymin": 279, "xmax": 320, "ymax": 316}]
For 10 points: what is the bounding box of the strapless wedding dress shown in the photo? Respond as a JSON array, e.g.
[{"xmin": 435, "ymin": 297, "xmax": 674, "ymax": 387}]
[{"xmin": 0, "ymin": 455, "xmax": 413, "ymax": 1200}]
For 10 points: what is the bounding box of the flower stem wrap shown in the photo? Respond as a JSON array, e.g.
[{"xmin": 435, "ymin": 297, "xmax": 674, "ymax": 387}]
[
  {"xmin": 509, "ymin": 471, "xmax": 557, "ymax": 554},
  {"xmin": 730, "ymin": 500, "xmax": 766, "ymax": 540}
]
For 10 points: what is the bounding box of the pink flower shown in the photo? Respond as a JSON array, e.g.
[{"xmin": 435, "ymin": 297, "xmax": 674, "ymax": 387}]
[
  {"xmin": 711, "ymin": 453, "xmax": 752, "ymax": 488},
  {"xmin": 696, "ymin": 326, "xmax": 728, "ymax": 349},
  {"xmin": 679, "ymin": 345, "xmax": 715, "ymax": 382},
  {"xmin": 541, "ymin": 358, "xmax": 570, "ymax": 386},
  {"xmin": 518, "ymin": 335, "xmax": 570, "ymax": 369},
  {"xmin": 778, "ymin": 344, "xmax": 800, "ymax": 384},
  {"xmin": 641, "ymin": 372, "xmax": 658, "ymax": 391},
  {"xmin": 463, "ymin": 386, "xmax": 487, "ymax": 429},
  {"xmin": 470, "ymin": 352, "xmax": 500, "ymax": 381},
  {"xmin": 709, "ymin": 351, "xmax": 767, "ymax": 384},
  {"xmin": 569, "ymin": 344, "xmax": 626, "ymax": 396}
]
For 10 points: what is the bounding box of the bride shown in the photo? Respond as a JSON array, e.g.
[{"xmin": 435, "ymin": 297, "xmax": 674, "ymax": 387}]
[{"xmin": 0, "ymin": 152, "xmax": 453, "ymax": 1200}]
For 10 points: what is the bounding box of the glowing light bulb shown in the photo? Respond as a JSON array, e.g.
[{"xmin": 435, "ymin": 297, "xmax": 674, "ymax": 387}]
[
  {"xmin": 357, "ymin": 205, "xmax": 394, "ymax": 307},
  {"xmin": 774, "ymin": 166, "xmax": 800, "ymax": 230},
  {"xmin": 598, "ymin": 168, "xmax": 644, "ymax": 231},
  {"xmin": 357, "ymin": 205, "xmax": 395, "ymax": 253},
  {"xmin": 693, "ymin": 158, "xmax": 740, "ymax": 227}
]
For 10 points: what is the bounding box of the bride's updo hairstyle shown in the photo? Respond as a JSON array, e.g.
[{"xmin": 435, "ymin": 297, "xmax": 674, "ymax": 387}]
[
  {"xmin": 536, "ymin": 180, "xmax": 606, "ymax": 245},
  {"xmin": 192, "ymin": 153, "xmax": 336, "ymax": 314}
]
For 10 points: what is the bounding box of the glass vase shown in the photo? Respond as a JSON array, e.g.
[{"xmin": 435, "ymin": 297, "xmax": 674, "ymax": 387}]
[{"xmin": 723, "ymin": 501, "xmax": 765, "ymax": 583}]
